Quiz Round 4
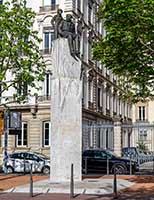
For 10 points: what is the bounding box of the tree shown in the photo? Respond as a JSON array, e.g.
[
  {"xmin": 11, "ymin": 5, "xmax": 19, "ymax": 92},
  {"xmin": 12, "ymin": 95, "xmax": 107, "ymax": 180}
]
[
  {"xmin": 0, "ymin": 0, "xmax": 45, "ymax": 106},
  {"xmin": 93, "ymin": 0, "xmax": 154, "ymax": 102}
]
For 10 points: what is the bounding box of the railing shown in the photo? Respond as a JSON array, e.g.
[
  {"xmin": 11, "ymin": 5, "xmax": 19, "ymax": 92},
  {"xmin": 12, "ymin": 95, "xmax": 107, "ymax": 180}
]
[
  {"xmin": 136, "ymin": 119, "xmax": 149, "ymax": 123},
  {"xmin": 40, "ymin": 48, "xmax": 52, "ymax": 55},
  {"xmin": 37, "ymin": 95, "xmax": 51, "ymax": 102},
  {"xmin": 39, "ymin": 5, "xmax": 58, "ymax": 12},
  {"xmin": 0, "ymin": 95, "xmax": 51, "ymax": 105}
]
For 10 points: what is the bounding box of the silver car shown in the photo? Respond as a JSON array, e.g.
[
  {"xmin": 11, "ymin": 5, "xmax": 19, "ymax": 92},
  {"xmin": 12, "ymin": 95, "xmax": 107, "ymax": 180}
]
[{"xmin": 3, "ymin": 151, "xmax": 50, "ymax": 174}]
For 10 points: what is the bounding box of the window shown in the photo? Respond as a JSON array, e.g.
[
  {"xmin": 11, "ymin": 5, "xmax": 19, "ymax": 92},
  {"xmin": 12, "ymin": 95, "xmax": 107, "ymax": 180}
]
[
  {"xmin": 139, "ymin": 129, "xmax": 147, "ymax": 141},
  {"xmin": 88, "ymin": 2, "xmax": 92, "ymax": 23},
  {"xmin": 89, "ymin": 81, "xmax": 93, "ymax": 102},
  {"xmin": 106, "ymin": 89, "xmax": 110, "ymax": 110},
  {"xmin": 139, "ymin": 106, "xmax": 145, "ymax": 121},
  {"xmin": 44, "ymin": 0, "xmax": 56, "ymax": 6},
  {"xmin": 83, "ymin": 150, "xmax": 94, "ymax": 157},
  {"xmin": 44, "ymin": 72, "xmax": 51, "ymax": 96},
  {"xmin": 77, "ymin": 0, "xmax": 81, "ymax": 12},
  {"xmin": 0, "ymin": 0, "xmax": 3, "ymax": 4},
  {"xmin": 97, "ymin": 87, "xmax": 101, "ymax": 108},
  {"xmin": 17, "ymin": 82, "xmax": 28, "ymax": 96},
  {"xmin": 17, "ymin": 122, "xmax": 28, "ymax": 146},
  {"xmin": 43, "ymin": 121, "xmax": 51, "ymax": 147},
  {"xmin": 43, "ymin": 31, "xmax": 54, "ymax": 54}
]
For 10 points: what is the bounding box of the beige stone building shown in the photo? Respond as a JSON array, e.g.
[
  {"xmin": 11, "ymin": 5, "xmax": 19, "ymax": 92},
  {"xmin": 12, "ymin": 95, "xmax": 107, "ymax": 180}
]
[
  {"xmin": 132, "ymin": 101, "xmax": 154, "ymax": 152},
  {"xmin": 0, "ymin": 0, "xmax": 133, "ymax": 162}
]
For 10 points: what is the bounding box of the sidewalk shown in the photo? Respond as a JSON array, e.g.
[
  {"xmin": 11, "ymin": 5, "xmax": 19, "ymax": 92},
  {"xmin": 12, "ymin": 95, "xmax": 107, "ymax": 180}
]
[
  {"xmin": 0, "ymin": 175, "xmax": 154, "ymax": 200},
  {"xmin": 4, "ymin": 177, "xmax": 134, "ymax": 195}
]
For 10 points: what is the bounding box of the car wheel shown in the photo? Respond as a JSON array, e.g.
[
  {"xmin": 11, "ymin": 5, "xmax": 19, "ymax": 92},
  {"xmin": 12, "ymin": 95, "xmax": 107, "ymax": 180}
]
[
  {"xmin": 42, "ymin": 166, "xmax": 50, "ymax": 175},
  {"xmin": 6, "ymin": 166, "xmax": 14, "ymax": 174},
  {"xmin": 112, "ymin": 164, "xmax": 126, "ymax": 175}
]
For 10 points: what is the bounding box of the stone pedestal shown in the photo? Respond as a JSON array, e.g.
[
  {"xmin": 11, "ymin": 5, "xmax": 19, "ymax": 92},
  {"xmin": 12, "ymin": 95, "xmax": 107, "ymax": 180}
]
[{"xmin": 50, "ymin": 38, "xmax": 82, "ymax": 182}]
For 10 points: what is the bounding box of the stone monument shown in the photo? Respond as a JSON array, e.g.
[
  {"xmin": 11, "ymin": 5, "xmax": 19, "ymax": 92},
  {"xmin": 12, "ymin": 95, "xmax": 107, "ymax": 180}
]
[{"xmin": 50, "ymin": 10, "xmax": 82, "ymax": 182}]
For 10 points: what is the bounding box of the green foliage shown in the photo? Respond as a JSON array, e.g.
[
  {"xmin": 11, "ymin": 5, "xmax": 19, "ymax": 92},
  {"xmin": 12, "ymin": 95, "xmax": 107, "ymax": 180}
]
[
  {"xmin": 93, "ymin": 0, "xmax": 154, "ymax": 102},
  {"xmin": 0, "ymin": 0, "xmax": 45, "ymax": 105},
  {"xmin": 137, "ymin": 141, "xmax": 147, "ymax": 152}
]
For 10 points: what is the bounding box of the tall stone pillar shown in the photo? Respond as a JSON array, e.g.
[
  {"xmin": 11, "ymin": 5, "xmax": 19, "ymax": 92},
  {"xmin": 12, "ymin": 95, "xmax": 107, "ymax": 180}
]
[
  {"xmin": 114, "ymin": 121, "xmax": 122, "ymax": 156},
  {"xmin": 50, "ymin": 38, "xmax": 82, "ymax": 182}
]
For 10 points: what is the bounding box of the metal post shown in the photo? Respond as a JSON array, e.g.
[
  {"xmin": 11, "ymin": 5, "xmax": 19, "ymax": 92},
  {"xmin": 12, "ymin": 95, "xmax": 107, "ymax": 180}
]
[
  {"xmin": 153, "ymin": 155, "xmax": 154, "ymax": 173},
  {"xmin": 113, "ymin": 168, "xmax": 118, "ymax": 199},
  {"xmin": 107, "ymin": 158, "xmax": 109, "ymax": 175},
  {"xmin": 130, "ymin": 156, "xmax": 132, "ymax": 175},
  {"xmin": 70, "ymin": 163, "xmax": 74, "ymax": 198},
  {"xmin": 4, "ymin": 110, "xmax": 9, "ymax": 174},
  {"xmin": 85, "ymin": 157, "xmax": 88, "ymax": 175},
  {"xmin": 24, "ymin": 157, "xmax": 26, "ymax": 175},
  {"xmin": 30, "ymin": 163, "xmax": 33, "ymax": 197}
]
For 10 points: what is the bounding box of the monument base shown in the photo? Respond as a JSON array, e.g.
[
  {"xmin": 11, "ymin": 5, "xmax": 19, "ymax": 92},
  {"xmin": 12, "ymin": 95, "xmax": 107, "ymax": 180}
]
[{"xmin": 50, "ymin": 38, "xmax": 82, "ymax": 182}]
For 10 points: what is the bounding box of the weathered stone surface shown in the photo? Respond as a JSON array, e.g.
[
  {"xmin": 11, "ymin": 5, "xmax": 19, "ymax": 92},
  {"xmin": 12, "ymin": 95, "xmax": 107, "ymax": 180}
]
[{"xmin": 50, "ymin": 38, "xmax": 82, "ymax": 182}]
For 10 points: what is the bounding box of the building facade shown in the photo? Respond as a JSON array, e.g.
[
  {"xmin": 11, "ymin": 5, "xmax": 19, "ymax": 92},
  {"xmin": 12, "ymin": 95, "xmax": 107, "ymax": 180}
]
[
  {"xmin": 0, "ymin": 0, "xmax": 132, "ymax": 162},
  {"xmin": 132, "ymin": 101, "xmax": 154, "ymax": 152}
]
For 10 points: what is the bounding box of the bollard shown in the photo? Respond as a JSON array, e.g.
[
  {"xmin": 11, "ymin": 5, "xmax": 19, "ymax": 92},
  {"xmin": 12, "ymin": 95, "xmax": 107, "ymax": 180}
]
[
  {"xmin": 107, "ymin": 158, "xmax": 109, "ymax": 175},
  {"xmin": 85, "ymin": 158, "xmax": 88, "ymax": 175},
  {"xmin": 24, "ymin": 157, "xmax": 26, "ymax": 175},
  {"xmin": 129, "ymin": 156, "xmax": 132, "ymax": 175},
  {"xmin": 113, "ymin": 168, "xmax": 118, "ymax": 199},
  {"xmin": 30, "ymin": 163, "xmax": 33, "ymax": 197},
  {"xmin": 153, "ymin": 156, "xmax": 154, "ymax": 173},
  {"xmin": 70, "ymin": 163, "xmax": 74, "ymax": 199}
]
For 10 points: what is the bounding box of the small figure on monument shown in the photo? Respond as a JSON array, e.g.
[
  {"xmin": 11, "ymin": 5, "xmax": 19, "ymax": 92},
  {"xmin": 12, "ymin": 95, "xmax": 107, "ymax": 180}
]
[
  {"xmin": 58, "ymin": 14, "xmax": 78, "ymax": 57},
  {"xmin": 51, "ymin": 9, "xmax": 63, "ymax": 39}
]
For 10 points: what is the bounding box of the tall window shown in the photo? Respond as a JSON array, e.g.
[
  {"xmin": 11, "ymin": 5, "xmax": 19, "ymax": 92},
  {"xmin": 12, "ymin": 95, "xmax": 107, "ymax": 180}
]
[
  {"xmin": 106, "ymin": 88, "xmax": 110, "ymax": 110},
  {"xmin": 77, "ymin": 0, "xmax": 81, "ymax": 12},
  {"xmin": 43, "ymin": 31, "xmax": 54, "ymax": 54},
  {"xmin": 43, "ymin": 121, "xmax": 51, "ymax": 147},
  {"xmin": 139, "ymin": 106, "xmax": 145, "ymax": 121},
  {"xmin": 44, "ymin": 0, "xmax": 56, "ymax": 6},
  {"xmin": 89, "ymin": 81, "xmax": 93, "ymax": 102},
  {"xmin": 44, "ymin": 72, "xmax": 51, "ymax": 96},
  {"xmin": 17, "ymin": 82, "xmax": 28, "ymax": 96},
  {"xmin": 97, "ymin": 87, "xmax": 101, "ymax": 108},
  {"xmin": 88, "ymin": 2, "xmax": 92, "ymax": 24},
  {"xmin": 17, "ymin": 122, "xmax": 27, "ymax": 146}
]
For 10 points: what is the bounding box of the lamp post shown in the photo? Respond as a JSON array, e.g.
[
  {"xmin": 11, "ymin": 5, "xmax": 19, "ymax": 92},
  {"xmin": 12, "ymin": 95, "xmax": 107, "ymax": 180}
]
[
  {"xmin": 4, "ymin": 109, "xmax": 9, "ymax": 173},
  {"xmin": 3, "ymin": 110, "xmax": 22, "ymax": 173}
]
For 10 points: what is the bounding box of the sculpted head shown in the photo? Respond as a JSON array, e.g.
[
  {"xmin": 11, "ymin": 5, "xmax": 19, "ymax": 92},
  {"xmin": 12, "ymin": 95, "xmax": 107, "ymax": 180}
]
[{"xmin": 57, "ymin": 9, "xmax": 63, "ymax": 15}]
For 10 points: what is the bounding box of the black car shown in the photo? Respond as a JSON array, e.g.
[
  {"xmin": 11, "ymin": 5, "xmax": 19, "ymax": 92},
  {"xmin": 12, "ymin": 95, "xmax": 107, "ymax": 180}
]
[{"xmin": 82, "ymin": 149, "xmax": 139, "ymax": 174}]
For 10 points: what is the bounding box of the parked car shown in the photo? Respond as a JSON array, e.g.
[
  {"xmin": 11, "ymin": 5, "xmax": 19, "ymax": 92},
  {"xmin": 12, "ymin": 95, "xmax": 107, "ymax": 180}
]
[
  {"xmin": 82, "ymin": 149, "xmax": 139, "ymax": 174},
  {"xmin": 122, "ymin": 147, "xmax": 152, "ymax": 164},
  {"xmin": 2, "ymin": 151, "xmax": 50, "ymax": 174}
]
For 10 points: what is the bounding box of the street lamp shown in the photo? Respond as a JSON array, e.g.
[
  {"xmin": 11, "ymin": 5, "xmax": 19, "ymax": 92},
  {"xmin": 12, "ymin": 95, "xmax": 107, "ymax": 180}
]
[{"xmin": 3, "ymin": 110, "xmax": 22, "ymax": 173}]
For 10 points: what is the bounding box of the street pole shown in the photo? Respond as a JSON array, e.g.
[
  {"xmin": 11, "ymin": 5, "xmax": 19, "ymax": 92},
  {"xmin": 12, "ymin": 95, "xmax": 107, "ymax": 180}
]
[{"xmin": 4, "ymin": 110, "xmax": 9, "ymax": 174}]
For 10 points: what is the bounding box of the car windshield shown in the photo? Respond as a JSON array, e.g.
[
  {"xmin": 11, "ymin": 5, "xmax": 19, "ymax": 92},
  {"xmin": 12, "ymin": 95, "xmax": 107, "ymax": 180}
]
[
  {"xmin": 106, "ymin": 150, "xmax": 117, "ymax": 158},
  {"xmin": 33, "ymin": 152, "xmax": 49, "ymax": 160}
]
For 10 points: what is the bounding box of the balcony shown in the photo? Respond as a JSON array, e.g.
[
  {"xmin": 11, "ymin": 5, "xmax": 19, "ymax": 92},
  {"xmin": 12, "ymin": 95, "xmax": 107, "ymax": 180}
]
[
  {"xmin": 106, "ymin": 109, "xmax": 110, "ymax": 116},
  {"xmin": 40, "ymin": 48, "xmax": 52, "ymax": 55},
  {"xmin": 88, "ymin": 101, "xmax": 94, "ymax": 110},
  {"xmin": 37, "ymin": 95, "xmax": 51, "ymax": 102},
  {"xmin": 39, "ymin": 5, "xmax": 58, "ymax": 13},
  {"xmin": 136, "ymin": 119, "xmax": 149, "ymax": 123}
]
